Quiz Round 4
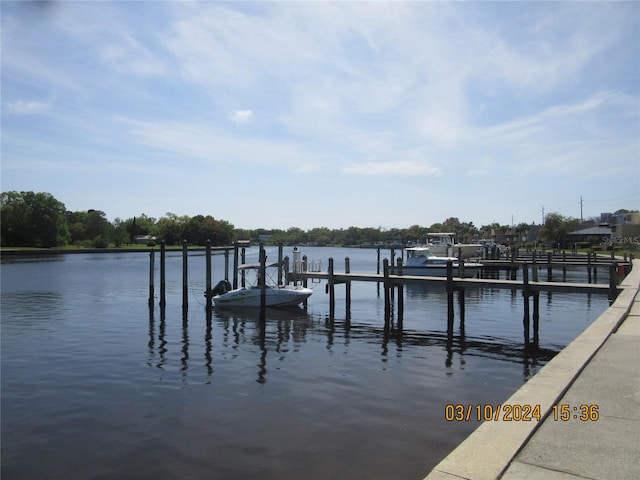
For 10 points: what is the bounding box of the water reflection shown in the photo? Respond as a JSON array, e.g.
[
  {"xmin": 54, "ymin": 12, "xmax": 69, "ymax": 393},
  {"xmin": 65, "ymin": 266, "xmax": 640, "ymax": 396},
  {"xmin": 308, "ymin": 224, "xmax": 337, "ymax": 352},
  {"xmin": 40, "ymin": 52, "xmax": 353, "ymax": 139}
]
[
  {"xmin": 147, "ymin": 308, "xmax": 168, "ymax": 370},
  {"xmin": 146, "ymin": 301, "xmax": 561, "ymax": 384},
  {"xmin": 216, "ymin": 307, "xmax": 315, "ymax": 384}
]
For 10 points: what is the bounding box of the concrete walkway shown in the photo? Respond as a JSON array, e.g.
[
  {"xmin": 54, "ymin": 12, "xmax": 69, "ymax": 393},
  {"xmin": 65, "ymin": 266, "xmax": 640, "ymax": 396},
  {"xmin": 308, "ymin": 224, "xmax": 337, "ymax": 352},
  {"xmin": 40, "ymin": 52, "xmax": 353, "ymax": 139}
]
[{"xmin": 425, "ymin": 260, "xmax": 640, "ymax": 480}]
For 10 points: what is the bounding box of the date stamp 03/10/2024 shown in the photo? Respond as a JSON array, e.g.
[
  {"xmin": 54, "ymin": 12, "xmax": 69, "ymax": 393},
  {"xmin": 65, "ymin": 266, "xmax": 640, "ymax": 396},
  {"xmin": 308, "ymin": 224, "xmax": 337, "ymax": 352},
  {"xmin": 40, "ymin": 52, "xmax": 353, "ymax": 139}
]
[{"xmin": 445, "ymin": 404, "xmax": 600, "ymax": 422}]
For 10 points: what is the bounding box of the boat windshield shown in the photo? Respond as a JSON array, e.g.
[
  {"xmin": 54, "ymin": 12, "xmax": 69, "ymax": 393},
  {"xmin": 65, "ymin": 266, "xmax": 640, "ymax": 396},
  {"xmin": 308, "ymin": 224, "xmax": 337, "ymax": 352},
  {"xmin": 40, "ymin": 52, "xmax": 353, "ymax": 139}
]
[
  {"xmin": 427, "ymin": 233, "xmax": 454, "ymax": 245},
  {"xmin": 406, "ymin": 248, "xmax": 434, "ymax": 259}
]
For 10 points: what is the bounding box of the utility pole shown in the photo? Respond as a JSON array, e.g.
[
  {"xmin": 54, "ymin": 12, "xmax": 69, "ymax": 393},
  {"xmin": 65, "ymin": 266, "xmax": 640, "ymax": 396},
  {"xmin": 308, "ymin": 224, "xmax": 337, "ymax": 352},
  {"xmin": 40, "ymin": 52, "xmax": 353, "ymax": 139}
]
[
  {"xmin": 541, "ymin": 205, "xmax": 545, "ymax": 225},
  {"xmin": 580, "ymin": 196, "xmax": 584, "ymax": 223}
]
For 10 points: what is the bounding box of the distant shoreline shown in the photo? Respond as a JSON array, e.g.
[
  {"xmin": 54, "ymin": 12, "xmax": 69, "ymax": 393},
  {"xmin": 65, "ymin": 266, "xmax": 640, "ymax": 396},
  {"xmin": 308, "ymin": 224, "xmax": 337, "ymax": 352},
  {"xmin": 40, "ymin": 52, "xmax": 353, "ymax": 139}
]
[{"xmin": 0, "ymin": 246, "xmax": 232, "ymax": 256}]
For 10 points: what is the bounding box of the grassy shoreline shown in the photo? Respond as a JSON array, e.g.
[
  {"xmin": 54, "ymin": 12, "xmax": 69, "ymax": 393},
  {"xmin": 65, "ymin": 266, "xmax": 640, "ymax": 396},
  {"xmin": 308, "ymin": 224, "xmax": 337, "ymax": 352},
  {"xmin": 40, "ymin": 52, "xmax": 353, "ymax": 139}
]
[
  {"xmin": 0, "ymin": 245, "xmax": 233, "ymax": 255},
  {"xmin": 1, "ymin": 245, "xmax": 634, "ymax": 259}
]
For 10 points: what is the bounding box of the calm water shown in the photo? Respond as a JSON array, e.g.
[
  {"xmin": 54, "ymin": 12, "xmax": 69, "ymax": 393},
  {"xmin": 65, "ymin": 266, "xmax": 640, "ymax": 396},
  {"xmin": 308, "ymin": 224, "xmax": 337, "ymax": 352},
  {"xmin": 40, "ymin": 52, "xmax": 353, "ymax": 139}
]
[{"xmin": 1, "ymin": 247, "xmax": 609, "ymax": 480}]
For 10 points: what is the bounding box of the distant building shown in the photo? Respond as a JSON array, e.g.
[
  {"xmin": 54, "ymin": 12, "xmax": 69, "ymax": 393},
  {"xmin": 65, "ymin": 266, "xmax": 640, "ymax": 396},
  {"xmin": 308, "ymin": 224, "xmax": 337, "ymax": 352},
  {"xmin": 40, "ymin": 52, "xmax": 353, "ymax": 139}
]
[
  {"xmin": 134, "ymin": 235, "xmax": 156, "ymax": 245},
  {"xmin": 567, "ymin": 224, "xmax": 612, "ymax": 247}
]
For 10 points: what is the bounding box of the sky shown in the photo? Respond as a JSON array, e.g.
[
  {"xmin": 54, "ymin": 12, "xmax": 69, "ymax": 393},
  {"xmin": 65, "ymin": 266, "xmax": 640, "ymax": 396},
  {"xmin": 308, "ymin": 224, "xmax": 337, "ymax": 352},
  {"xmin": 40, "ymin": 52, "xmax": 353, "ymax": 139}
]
[{"xmin": 1, "ymin": 1, "xmax": 639, "ymax": 230}]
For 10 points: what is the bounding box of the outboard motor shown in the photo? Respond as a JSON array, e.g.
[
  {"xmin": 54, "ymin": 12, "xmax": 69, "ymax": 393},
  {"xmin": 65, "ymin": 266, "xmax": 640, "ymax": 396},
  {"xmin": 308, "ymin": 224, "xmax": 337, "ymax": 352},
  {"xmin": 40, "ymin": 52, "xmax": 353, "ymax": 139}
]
[{"xmin": 211, "ymin": 279, "xmax": 232, "ymax": 296}]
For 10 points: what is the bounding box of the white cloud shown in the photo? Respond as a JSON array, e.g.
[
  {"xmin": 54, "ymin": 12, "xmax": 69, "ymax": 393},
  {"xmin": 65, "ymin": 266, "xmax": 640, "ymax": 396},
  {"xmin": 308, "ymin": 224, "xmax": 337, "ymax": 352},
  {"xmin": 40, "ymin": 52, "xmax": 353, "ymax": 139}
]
[
  {"xmin": 102, "ymin": 35, "xmax": 167, "ymax": 76},
  {"xmin": 1, "ymin": 1, "xmax": 637, "ymax": 228},
  {"xmin": 5, "ymin": 100, "xmax": 50, "ymax": 114},
  {"xmin": 230, "ymin": 110, "xmax": 253, "ymax": 124},
  {"xmin": 342, "ymin": 160, "xmax": 440, "ymax": 177}
]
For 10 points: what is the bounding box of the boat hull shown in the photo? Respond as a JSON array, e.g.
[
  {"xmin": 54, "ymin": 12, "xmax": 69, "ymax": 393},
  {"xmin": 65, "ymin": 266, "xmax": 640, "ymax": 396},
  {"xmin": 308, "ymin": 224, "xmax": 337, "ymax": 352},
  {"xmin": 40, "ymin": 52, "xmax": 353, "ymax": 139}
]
[
  {"xmin": 426, "ymin": 244, "xmax": 482, "ymax": 259},
  {"xmin": 213, "ymin": 286, "xmax": 313, "ymax": 308},
  {"xmin": 391, "ymin": 264, "xmax": 482, "ymax": 278}
]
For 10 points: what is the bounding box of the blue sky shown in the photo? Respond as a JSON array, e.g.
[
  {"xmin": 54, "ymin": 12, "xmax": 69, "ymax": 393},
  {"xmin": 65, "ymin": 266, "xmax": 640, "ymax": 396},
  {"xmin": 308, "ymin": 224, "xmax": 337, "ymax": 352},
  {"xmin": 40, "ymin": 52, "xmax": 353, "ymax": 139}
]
[{"xmin": 2, "ymin": 1, "xmax": 638, "ymax": 230}]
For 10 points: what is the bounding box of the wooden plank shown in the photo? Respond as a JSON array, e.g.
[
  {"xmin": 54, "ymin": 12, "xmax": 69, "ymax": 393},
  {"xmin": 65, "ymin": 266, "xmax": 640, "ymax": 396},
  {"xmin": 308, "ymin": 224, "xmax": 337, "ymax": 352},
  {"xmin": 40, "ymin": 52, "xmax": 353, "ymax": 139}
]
[{"xmin": 288, "ymin": 271, "xmax": 611, "ymax": 295}]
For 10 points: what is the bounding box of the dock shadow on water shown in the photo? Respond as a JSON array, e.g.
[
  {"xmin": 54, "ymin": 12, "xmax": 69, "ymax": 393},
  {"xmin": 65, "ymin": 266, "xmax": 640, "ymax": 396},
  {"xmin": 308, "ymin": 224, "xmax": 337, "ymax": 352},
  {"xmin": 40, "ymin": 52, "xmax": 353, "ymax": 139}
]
[{"xmin": 1, "ymin": 250, "xmax": 610, "ymax": 480}]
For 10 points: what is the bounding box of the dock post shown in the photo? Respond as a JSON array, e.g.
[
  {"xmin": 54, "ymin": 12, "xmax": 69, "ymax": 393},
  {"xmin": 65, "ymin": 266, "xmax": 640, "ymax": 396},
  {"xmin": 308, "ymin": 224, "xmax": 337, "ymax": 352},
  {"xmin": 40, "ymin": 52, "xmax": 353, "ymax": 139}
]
[
  {"xmin": 396, "ymin": 257, "xmax": 404, "ymax": 327},
  {"xmin": 587, "ymin": 251, "xmax": 592, "ymax": 283},
  {"xmin": 345, "ymin": 257, "xmax": 351, "ymax": 317},
  {"xmin": 328, "ymin": 257, "xmax": 335, "ymax": 319},
  {"xmin": 609, "ymin": 262, "xmax": 618, "ymax": 301},
  {"xmin": 224, "ymin": 248, "xmax": 229, "ymax": 281},
  {"xmin": 300, "ymin": 254, "xmax": 307, "ymax": 286},
  {"xmin": 259, "ymin": 244, "xmax": 266, "ymax": 310},
  {"xmin": 241, "ymin": 247, "xmax": 246, "ymax": 287},
  {"xmin": 277, "ymin": 243, "xmax": 283, "ymax": 285},
  {"xmin": 232, "ymin": 242, "xmax": 239, "ymax": 289},
  {"xmin": 148, "ymin": 249, "xmax": 155, "ymax": 308},
  {"xmin": 458, "ymin": 287, "xmax": 466, "ymax": 338},
  {"xmin": 446, "ymin": 260, "xmax": 454, "ymax": 338},
  {"xmin": 377, "ymin": 247, "xmax": 381, "ymax": 295},
  {"xmin": 160, "ymin": 241, "xmax": 166, "ymax": 309},
  {"xmin": 182, "ymin": 239, "xmax": 188, "ymax": 313},
  {"xmin": 302, "ymin": 255, "xmax": 308, "ymax": 307},
  {"xmin": 522, "ymin": 263, "xmax": 530, "ymax": 350},
  {"xmin": 389, "ymin": 248, "xmax": 395, "ymax": 301},
  {"xmin": 532, "ymin": 292, "xmax": 540, "ymax": 350},
  {"xmin": 283, "ymin": 256, "xmax": 290, "ymax": 285},
  {"xmin": 205, "ymin": 239, "xmax": 212, "ymax": 311},
  {"xmin": 383, "ymin": 259, "xmax": 391, "ymax": 322},
  {"xmin": 547, "ymin": 251, "xmax": 553, "ymax": 281}
]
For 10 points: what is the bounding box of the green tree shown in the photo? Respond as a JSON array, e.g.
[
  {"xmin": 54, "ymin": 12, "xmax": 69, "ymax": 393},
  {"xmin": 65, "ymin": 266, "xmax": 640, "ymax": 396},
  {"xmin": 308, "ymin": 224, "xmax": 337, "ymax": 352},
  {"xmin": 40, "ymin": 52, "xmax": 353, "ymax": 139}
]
[
  {"xmin": 156, "ymin": 212, "xmax": 187, "ymax": 245},
  {"xmin": 539, "ymin": 213, "xmax": 580, "ymax": 247},
  {"xmin": 111, "ymin": 218, "xmax": 129, "ymax": 247},
  {"xmin": 182, "ymin": 215, "xmax": 234, "ymax": 246},
  {"xmin": 66, "ymin": 209, "xmax": 112, "ymax": 247},
  {"xmin": 307, "ymin": 227, "xmax": 332, "ymax": 246},
  {"xmin": 1, "ymin": 191, "xmax": 70, "ymax": 247}
]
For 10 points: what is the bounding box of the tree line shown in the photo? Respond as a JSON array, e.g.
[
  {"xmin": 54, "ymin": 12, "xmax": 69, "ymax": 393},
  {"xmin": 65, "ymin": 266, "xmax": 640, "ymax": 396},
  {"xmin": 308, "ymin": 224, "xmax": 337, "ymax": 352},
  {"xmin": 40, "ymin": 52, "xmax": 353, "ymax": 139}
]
[
  {"xmin": 0, "ymin": 190, "xmax": 633, "ymax": 249},
  {"xmin": 0, "ymin": 191, "xmax": 234, "ymax": 248}
]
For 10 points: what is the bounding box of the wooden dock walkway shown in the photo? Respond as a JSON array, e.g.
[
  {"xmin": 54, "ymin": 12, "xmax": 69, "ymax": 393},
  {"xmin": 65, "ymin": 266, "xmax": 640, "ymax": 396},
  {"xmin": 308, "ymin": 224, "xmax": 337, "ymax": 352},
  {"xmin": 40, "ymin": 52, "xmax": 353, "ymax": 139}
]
[
  {"xmin": 147, "ymin": 242, "xmax": 631, "ymax": 352},
  {"xmin": 285, "ymin": 253, "xmax": 625, "ymax": 352},
  {"xmin": 288, "ymin": 270, "xmax": 611, "ymax": 295}
]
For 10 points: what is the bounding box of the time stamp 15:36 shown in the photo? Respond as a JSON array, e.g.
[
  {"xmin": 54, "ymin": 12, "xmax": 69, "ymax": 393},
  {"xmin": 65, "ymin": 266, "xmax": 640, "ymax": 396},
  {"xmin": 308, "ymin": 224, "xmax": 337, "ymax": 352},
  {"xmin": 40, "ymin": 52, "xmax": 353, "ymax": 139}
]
[{"xmin": 445, "ymin": 404, "xmax": 600, "ymax": 422}]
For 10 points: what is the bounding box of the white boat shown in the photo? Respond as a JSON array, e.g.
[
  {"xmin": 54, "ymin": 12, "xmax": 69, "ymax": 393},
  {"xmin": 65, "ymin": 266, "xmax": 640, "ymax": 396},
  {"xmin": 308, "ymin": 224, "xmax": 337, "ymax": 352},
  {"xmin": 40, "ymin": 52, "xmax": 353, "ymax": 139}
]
[
  {"xmin": 422, "ymin": 233, "xmax": 482, "ymax": 259},
  {"xmin": 211, "ymin": 263, "xmax": 313, "ymax": 308},
  {"xmin": 393, "ymin": 247, "xmax": 483, "ymax": 278}
]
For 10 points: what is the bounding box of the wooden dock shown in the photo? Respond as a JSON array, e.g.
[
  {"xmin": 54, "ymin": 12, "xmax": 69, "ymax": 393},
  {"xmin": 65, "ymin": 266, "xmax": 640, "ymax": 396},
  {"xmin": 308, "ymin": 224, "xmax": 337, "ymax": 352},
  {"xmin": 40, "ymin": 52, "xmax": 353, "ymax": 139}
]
[
  {"xmin": 285, "ymin": 253, "xmax": 626, "ymax": 352},
  {"xmin": 287, "ymin": 270, "xmax": 611, "ymax": 295},
  {"xmin": 148, "ymin": 242, "xmax": 631, "ymax": 352}
]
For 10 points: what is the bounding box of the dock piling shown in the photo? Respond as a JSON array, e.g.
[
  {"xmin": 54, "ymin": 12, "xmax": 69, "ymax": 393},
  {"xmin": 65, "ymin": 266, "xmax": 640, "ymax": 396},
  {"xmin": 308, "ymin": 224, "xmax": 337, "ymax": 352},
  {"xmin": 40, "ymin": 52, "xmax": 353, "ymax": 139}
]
[
  {"xmin": 396, "ymin": 257, "xmax": 404, "ymax": 326},
  {"xmin": 345, "ymin": 257, "xmax": 351, "ymax": 317},
  {"xmin": 302, "ymin": 255, "xmax": 309, "ymax": 308},
  {"xmin": 160, "ymin": 241, "xmax": 166, "ymax": 309},
  {"xmin": 205, "ymin": 240, "xmax": 212, "ymax": 311},
  {"xmin": 383, "ymin": 259, "xmax": 391, "ymax": 322},
  {"xmin": 259, "ymin": 244, "xmax": 267, "ymax": 310},
  {"xmin": 609, "ymin": 263, "xmax": 618, "ymax": 301},
  {"xmin": 532, "ymin": 292, "xmax": 540, "ymax": 350},
  {"xmin": 182, "ymin": 240, "xmax": 188, "ymax": 313},
  {"xmin": 523, "ymin": 263, "xmax": 530, "ymax": 350},
  {"xmin": 277, "ymin": 243, "xmax": 283, "ymax": 286},
  {"xmin": 328, "ymin": 257, "xmax": 335, "ymax": 319},
  {"xmin": 232, "ymin": 242, "xmax": 239, "ymax": 289},
  {"xmin": 148, "ymin": 249, "xmax": 155, "ymax": 308},
  {"xmin": 446, "ymin": 261, "xmax": 454, "ymax": 337}
]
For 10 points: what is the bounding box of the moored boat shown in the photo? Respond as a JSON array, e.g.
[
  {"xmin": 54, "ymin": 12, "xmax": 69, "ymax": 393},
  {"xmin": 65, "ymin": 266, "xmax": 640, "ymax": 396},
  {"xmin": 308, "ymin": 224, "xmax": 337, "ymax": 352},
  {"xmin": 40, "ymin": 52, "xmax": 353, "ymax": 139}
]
[
  {"xmin": 421, "ymin": 233, "xmax": 482, "ymax": 259},
  {"xmin": 393, "ymin": 247, "xmax": 482, "ymax": 278},
  {"xmin": 211, "ymin": 263, "xmax": 313, "ymax": 308}
]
